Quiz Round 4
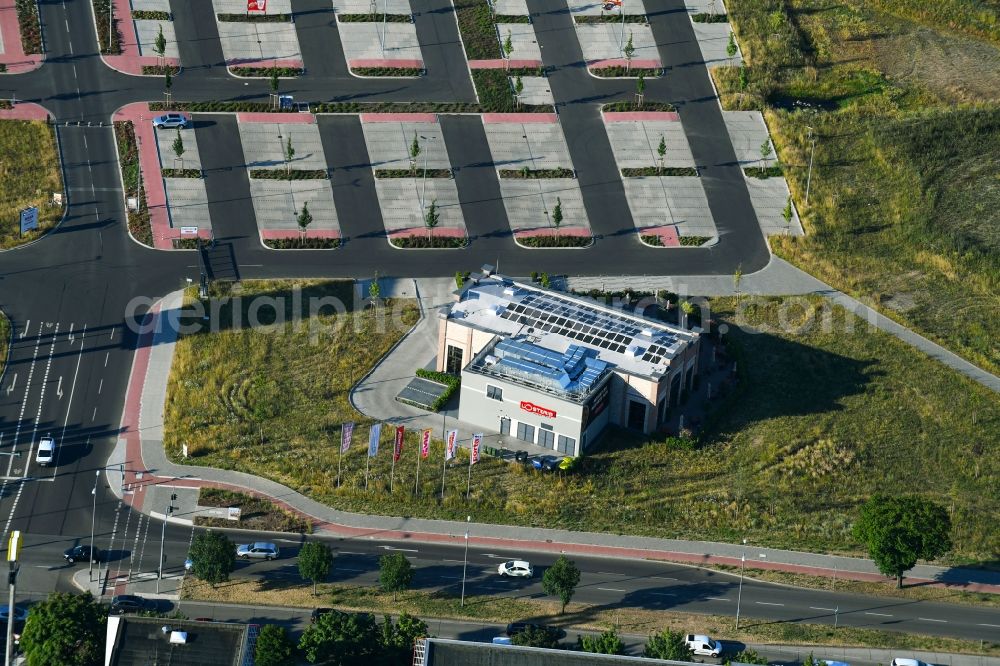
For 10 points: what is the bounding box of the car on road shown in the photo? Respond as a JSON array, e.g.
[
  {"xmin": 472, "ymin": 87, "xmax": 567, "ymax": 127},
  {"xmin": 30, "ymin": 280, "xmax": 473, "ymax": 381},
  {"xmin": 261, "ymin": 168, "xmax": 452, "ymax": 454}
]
[
  {"xmin": 824, "ymin": 661, "xmax": 851, "ymax": 666},
  {"xmin": 504, "ymin": 622, "xmax": 565, "ymax": 639},
  {"xmin": 152, "ymin": 113, "xmax": 190, "ymax": 129},
  {"xmin": 35, "ymin": 436, "xmax": 56, "ymax": 467},
  {"xmin": 109, "ymin": 595, "xmax": 154, "ymax": 615},
  {"xmin": 0, "ymin": 607, "xmax": 28, "ymax": 622},
  {"xmin": 497, "ymin": 560, "xmax": 533, "ymax": 577},
  {"xmin": 236, "ymin": 542, "xmax": 280, "ymax": 560},
  {"xmin": 684, "ymin": 634, "xmax": 723, "ymax": 657},
  {"xmin": 892, "ymin": 659, "xmax": 931, "ymax": 666},
  {"xmin": 63, "ymin": 545, "xmax": 101, "ymax": 564}
]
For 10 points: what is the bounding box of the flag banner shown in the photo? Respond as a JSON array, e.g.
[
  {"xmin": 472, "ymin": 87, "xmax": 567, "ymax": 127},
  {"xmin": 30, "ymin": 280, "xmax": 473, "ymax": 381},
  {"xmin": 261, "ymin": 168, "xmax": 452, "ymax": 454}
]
[
  {"xmin": 420, "ymin": 428, "xmax": 431, "ymax": 459},
  {"xmin": 368, "ymin": 423, "xmax": 382, "ymax": 457},
  {"xmin": 393, "ymin": 426, "xmax": 405, "ymax": 461},
  {"xmin": 445, "ymin": 429, "xmax": 458, "ymax": 461},
  {"xmin": 471, "ymin": 433, "xmax": 482, "ymax": 465},
  {"xmin": 341, "ymin": 422, "xmax": 354, "ymax": 453}
]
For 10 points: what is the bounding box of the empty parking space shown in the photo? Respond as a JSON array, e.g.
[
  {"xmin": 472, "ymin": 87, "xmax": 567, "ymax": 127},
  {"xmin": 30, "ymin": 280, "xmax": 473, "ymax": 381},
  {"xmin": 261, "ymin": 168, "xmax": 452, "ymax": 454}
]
[
  {"xmin": 239, "ymin": 122, "xmax": 327, "ymax": 171},
  {"xmin": 622, "ymin": 177, "xmax": 715, "ymax": 239},
  {"xmin": 135, "ymin": 20, "xmax": 180, "ymax": 59},
  {"xmin": 155, "ymin": 126, "xmax": 203, "ymax": 171},
  {"xmin": 213, "ymin": 0, "xmax": 302, "ymax": 65},
  {"xmin": 575, "ymin": 23, "xmax": 659, "ymax": 66},
  {"xmin": 483, "ymin": 121, "xmax": 574, "ymax": 171},
  {"xmin": 745, "ymin": 177, "xmax": 802, "ymax": 237},
  {"xmin": 374, "ymin": 179, "xmax": 466, "ymax": 237},
  {"xmin": 605, "ymin": 118, "xmax": 695, "ymax": 170},
  {"xmin": 249, "ymin": 179, "xmax": 341, "ymax": 237},
  {"xmin": 338, "ymin": 21, "xmax": 423, "ymax": 67},
  {"xmin": 362, "ymin": 120, "xmax": 451, "ymax": 170},
  {"xmin": 499, "ymin": 179, "xmax": 590, "ymax": 237},
  {"xmin": 496, "ymin": 22, "xmax": 540, "ymax": 62},
  {"xmin": 164, "ymin": 179, "xmax": 213, "ymax": 232},
  {"xmin": 692, "ymin": 22, "xmax": 741, "ymax": 67},
  {"xmin": 722, "ymin": 111, "xmax": 775, "ymax": 167}
]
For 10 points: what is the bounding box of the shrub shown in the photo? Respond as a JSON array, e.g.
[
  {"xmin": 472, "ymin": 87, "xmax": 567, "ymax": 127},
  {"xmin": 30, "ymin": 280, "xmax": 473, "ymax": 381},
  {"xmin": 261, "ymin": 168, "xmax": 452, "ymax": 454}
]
[{"xmin": 517, "ymin": 235, "xmax": 592, "ymax": 248}]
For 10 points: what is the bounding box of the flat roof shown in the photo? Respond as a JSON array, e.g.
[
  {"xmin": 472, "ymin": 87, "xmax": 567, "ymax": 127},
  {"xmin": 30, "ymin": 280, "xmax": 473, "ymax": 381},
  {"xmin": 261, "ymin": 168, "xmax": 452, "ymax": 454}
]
[
  {"xmin": 426, "ymin": 638, "xmax": 688, "ymax": 665},
  {"xmin": 449, "ymin": 276, "xmax": 697, "ymax": 381},
  {"xmin": 109, "ymin": 617, "xmax": 248, "ymax": 666}
]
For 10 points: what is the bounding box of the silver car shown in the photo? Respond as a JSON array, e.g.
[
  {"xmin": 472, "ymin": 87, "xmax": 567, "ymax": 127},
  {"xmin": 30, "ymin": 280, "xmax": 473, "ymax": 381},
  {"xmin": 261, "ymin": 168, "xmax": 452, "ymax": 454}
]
[
  {"xmin": 152, "ymin": 113, "xmax": 190, "ymax": 129},
  {"xmin": 236, "ymin": 542, "xmax": 280, "ymax": 560}
]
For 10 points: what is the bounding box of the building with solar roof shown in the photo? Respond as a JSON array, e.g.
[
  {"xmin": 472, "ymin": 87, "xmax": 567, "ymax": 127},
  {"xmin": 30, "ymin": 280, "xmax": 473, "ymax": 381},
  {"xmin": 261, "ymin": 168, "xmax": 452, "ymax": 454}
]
[{"xmin": 437, "ymin": 270, "xmax": 701, "ymax": 455}]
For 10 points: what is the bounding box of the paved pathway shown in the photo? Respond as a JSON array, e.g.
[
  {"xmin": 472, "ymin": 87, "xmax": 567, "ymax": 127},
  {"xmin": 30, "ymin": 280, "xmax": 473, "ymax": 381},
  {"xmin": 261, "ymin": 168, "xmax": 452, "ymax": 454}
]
[{"xmin": 120, "ymin": 285, "xmax": 1000, "ymax": 594}]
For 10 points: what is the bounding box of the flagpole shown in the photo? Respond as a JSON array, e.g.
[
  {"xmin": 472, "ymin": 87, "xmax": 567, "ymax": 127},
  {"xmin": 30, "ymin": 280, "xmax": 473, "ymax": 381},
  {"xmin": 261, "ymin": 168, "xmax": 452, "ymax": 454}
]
[
  {"xmin": 466, "ymin": 449, "xmax": 473, "ymax": 500},
  {"xmin": 365, "ymin": 451, "xmax": 371, "ymax": 491},
  {"xmin": 337, "ymin": 427, "xmax": 344, "ymax": 488},
  {"xmin": 440, "ymin": 447, "xmax": 448, "ymax": 500},
  {"xmin": 415, "ymin": 441, "xmax": 421, "ymax": 496},
  {"xmin": 390, "ymin": 452, "xmax": 396, "ymax": 493}
]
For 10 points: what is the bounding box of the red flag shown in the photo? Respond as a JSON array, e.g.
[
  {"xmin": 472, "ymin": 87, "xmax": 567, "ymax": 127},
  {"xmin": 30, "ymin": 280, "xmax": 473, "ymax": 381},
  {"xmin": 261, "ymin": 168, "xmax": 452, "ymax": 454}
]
[
  {"xmin": 471, "ymin": 434, "xmax": 482, "ymax": 465},
  {"xmin": 420, "ymin": 428, "xmax": 431, "ymax": 459},
  {"xmin": 393, "ymin": 426, "xmax": 405, "ymax": 462}
]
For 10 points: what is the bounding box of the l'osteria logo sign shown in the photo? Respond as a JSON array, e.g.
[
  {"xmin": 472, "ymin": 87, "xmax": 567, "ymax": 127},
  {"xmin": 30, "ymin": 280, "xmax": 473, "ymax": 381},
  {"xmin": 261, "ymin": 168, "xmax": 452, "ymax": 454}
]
[{"xmin": 520, "ymin": 401, "xmax": 556, "ymax": 418}]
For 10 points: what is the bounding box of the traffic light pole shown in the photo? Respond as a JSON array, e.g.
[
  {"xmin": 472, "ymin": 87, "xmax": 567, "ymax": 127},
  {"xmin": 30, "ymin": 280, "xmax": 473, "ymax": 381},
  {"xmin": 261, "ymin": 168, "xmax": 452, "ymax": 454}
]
[{"xmin": 5, "ymin": 531, "xmax": 21, "ymax": 666}]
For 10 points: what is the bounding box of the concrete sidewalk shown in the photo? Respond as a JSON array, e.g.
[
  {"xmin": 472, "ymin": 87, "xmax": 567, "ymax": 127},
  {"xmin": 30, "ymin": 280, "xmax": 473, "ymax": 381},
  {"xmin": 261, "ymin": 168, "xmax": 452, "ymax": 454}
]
[{"xmin": 120, "ymin": 283, "xmax": 1000, "ymax": 594}]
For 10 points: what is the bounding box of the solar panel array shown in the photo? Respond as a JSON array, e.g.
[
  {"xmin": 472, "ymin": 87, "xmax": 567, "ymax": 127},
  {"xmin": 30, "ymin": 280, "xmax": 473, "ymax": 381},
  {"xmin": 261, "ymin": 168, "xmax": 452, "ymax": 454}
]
[
  {"xmin": 490, "ymin": 338, "xmax": 609, "ymax": 397},
  {"xmin": 497, "ymin": 292, "xmax": 677, "ymax": 365}
]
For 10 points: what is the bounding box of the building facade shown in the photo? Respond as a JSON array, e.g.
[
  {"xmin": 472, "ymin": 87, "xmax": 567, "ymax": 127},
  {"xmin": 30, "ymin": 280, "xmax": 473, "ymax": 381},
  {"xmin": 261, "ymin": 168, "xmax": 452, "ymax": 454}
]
[{"xmin": 437, "ymin": 272, "xmax": 701, "ymax": 456}]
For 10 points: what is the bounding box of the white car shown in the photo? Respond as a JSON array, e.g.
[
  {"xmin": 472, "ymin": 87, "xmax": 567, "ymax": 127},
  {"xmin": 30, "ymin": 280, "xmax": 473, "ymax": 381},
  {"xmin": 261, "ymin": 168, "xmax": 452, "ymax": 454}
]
[
  {"xmin": 685, "ymin": 634, "xmax": 723, "ymax": 657},
  {"xmin": 497, "ymin": 560, "xmax": 533, "ymax": 577},
  {"xmin": 35, "ymin": 436, "xmax": 56, "ymax": 467},
  {"xmin": 892, "ymin": 659, "xmax": 931, "ymax": 666}
]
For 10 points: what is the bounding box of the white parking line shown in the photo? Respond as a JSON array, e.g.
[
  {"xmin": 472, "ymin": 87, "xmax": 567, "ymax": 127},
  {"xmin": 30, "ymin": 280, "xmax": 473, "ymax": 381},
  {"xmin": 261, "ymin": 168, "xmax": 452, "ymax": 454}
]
[
  {"xmin": 706, "ymin": 597, "xmax": 730, "ymax": 602},
  {"xmin": 917, "ymin": 618, "xmax": 947, "ymax": 623},
  {"xmin": 756, "ymin": 602, "xmax": 784, "ymax": 606},
  {"xmin": 810, "ymin": 607, "xmax": 837, "ymax": 612},
  {"xmin": 865, "ymin": 612, "xmax": 893, "ymax": 617}
]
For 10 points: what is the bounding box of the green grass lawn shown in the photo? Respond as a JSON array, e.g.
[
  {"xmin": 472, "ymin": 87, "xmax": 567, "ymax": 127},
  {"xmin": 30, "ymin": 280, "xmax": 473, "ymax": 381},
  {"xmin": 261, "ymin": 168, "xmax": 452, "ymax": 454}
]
[
  {"xmin": 0, "ymin": 121, "xmax": 63, "ymax": 248},
  {"xmin": 713, "ymin": 0, "xmax": 1000, "ymax": 375},
  {"xmin": 163, "ymin": 284, "xmax": 1000, "ymax": 562}
]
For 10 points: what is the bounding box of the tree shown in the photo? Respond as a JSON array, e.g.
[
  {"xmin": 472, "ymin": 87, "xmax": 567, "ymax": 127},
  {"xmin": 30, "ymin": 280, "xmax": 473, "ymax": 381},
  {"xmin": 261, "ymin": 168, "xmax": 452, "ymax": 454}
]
[
  {"xmin": 579, "ymin": 628, "xmax": 624, "ymax": 654},
  {"xmin": 424, "ymin": 199, "xmax": 440, "ymax": 240},
  {"xmin": 680, "ymin": 300, "xmax": 695, "ymax": 328},
  {"xmin": 153, "ymin": 24, "xmax": 166, "ymax": 65},
  {"xmin": 541, "ymin": 555, "xmax": 581, "ymax": 614},
  {"xmin": 455, "ymin": 271, "xmax": 465, "ymax": 289},
  {"xmin": 726, "ymin": 30, "xmax": 738, "ymax": 62},
  {"xmin": 379, "ymin": 552, "xmax": 413, "ymax": 600},
  {"xmin": 284, "ymin": 135, "xmax": 295, "ymax": 174},
  {"xmin": 623, "ymin": 32, "xmax": 635, "ymax": 72},
  {"xmin": 853, "ymin": 494, "xmax": 952, "ymax": 588},
  {"xmin": 255, "ymin": 624, "xmax": 295, "ymax": 666},
  {"xmin": 727, "ymin": 648, "xmax": 769, "ymax": 665},
  {"xmin": 377, "ymin": 613, "xmax": 428, "ymax": 662},
  {"xmin": 782, "ymin": 196, "xmax": 793, "ymax": 226},
  {"xmin": 20, "ymin": 592, "xmax": 105, "ymax": 666},
  {"xmin": 502, "ymin": 30, "xmax": 514, "ymax": 70},
  {"xmin": 369, "ymin": 274, "xmax": 381, "ymax": 304},
  {"xmin": 298, "ymin": 541, "xmax": 334, "ymax": 595},
  {"xmin": 298, "ymin": 610, "xmax": 377, "ymax": 664},
  {"xmin": 759, "ymin": 139, "xmax": 773, "ymax": 169},
  {"xmin": 270, "ymin": 67, "xmax": 280, "ymax": 108},
  {"xmin": 512, "ymin": 625, "xmax": 561, "ymax": 648},
  {"xmin": 297, "ymin": 201, "xmax": 313, "ymax": 244},
  {"xmin": 551, "ymin": 196, "xmax": 563, "ymax": 238},
  {"xmin": 738, "ymin": 62, "xmax": 749, "ymax": 89},
  {"xmin": 657, "ymin": 135, "xmax": 666, "ymax": 174},
  {"xmin": 172, "ymin": 128, "xmax": 185, "ymax": 170},
  {"xmin": 513, "ymin": 75, "xmax": 524, "ymax": 109},
  {"xmin": 635, "ymin": 70, "xmax": 645, "ymax": 107},
  {"xmin": 643, "ymin": 628, "xmax": 693, "ymax": 661},
  {"xmin": 732, "ymin": 264, "xmax": 743, "ymax": 303},
  {"xmin": 409, "ymin": 132, "xmax": 421, "ymax": 175},
  {"xmin": 188, "ymin": 530, "xmax": 235, "ymax": 585}
]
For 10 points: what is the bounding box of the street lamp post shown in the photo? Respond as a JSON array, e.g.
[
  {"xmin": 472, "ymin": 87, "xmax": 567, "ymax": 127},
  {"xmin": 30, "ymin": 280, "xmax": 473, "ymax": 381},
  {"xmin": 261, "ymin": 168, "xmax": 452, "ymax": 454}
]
[
  {"xmin": 521, "ymin": 128, "xmax": 549, "ymax": 225},
  {"xmin": 156, "ymin": 497, "xmax": 175, "ymax": 593},
  {"xmin": 419, "ymin": 135, "xmax": 430, "ymax": 215},
  {"xmin": 460, "ymin": 515, "xmax": 470, "ymax": 607},
  {"xmin": 89, "ymin": 470, "xmax": 100, "ymax": 582},
  {"xmin": 4, "ymin": 531, "xmax": 21, "ymax": 666},
  {"xmin": 735, "ymin": 538, "xmax": 747, "ymax": 630}
]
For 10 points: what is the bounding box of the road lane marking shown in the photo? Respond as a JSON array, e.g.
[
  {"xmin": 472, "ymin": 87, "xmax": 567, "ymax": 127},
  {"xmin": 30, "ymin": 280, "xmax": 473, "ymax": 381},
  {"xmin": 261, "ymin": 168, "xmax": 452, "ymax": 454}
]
[
  {"xmin": 337, "ymin": 551, "xmax": 364, "ymax": 556},
  {"xmin": 5, "ymin": 373, "xmax": 15, "ymax": 395},
  {"xmin": 865, "ymin": 612, "xmax": 893, "ymax": 617},
  {"xmin": 918, "ymin": 618, "xmax": 947, "ymax": 623},
  {"xmin": 598, "ymin": 572, "xmax": 622, "ymax": 576},
  {"xmin": 98, "ymin": 378, "xmax": 103, "ymax": 394},
  {"xmin": 92, "ymin": 407, "xmax": 97, "ymax": 422},
  {"xmin": 756, "ymin": 602, "xmax": 784, "ymax": 606},
  {"xmin": 20, "ymin": 320, "xmax": 28, "ymax": 338},
  {"xmin": 651, "ymin": 576, "xmax": 678, "ymax": 581},
  {"xmin": 104, "ymin": 352, "xmax": 109, "ymax": 367},
  {"xmin": 597, "ymin": 588, "xmax": 626, "ymax": 592},
  {"xmin": 978, "ymin": 623, "xmax": 1000, "ymax": 628},
  {"xmin": 810, "ymin": 607, "xmax": 837, "ymax": 611},
  {"xmin": 380, "ymin": 546, "xmax": 418, "ymax": 552},
  {"xmin": 442, "ymin": 559, "xmax": 464, "ymax": 563},
  {"xmin": 706, "ymin": 597, "xmax": 730, "ymax": 602},
  {"xmin": 24, "ymin": 323, "xmax": 60, "ymax": 478}
]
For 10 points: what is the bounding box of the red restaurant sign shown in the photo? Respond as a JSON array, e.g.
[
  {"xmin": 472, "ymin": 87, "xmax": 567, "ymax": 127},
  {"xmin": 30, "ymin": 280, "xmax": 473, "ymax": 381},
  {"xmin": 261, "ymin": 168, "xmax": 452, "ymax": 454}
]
[
  {"xmin": 520, "ymin": 401, "xmax": 556, "ymax": 418},
  {"xmin": 247, "ymin": 0, "xmax": 266, "ymax": 12}
]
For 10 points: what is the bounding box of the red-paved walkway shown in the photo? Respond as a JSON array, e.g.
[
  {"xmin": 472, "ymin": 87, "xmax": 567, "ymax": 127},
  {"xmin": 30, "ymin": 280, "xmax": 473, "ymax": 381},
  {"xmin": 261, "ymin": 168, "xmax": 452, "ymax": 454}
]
[
  {"xmin": 0, "ymin": 101, "xmax": 50, "ymax": 120},
  {"xmin": 115, "ymin": 291, "xmax": 1000, "ymax": 596},
  {"xmin": 113, "ymin": 103, "xmax": 173, "ymax": 249},
  {"xmin": 0, "ymin": 0, "xmax": 43, "ymax": 73}
]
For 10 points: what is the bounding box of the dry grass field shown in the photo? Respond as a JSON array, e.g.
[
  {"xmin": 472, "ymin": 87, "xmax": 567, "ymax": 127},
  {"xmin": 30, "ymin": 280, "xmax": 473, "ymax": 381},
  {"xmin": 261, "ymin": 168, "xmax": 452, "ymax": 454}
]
[{"xmin": 0, "ymin": 121, "xmax": 63, "ymax": 248}]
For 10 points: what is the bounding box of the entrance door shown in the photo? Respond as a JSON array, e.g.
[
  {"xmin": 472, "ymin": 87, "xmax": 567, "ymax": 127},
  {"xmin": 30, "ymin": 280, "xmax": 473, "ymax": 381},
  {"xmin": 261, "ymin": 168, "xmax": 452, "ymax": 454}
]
[
  {"xmin": 446, "ymin": 345, "xmax": 464, "ymax": 374},
  {"xmin": 627, "ymin": 399, "xmax": 646, "ymax": 430}
]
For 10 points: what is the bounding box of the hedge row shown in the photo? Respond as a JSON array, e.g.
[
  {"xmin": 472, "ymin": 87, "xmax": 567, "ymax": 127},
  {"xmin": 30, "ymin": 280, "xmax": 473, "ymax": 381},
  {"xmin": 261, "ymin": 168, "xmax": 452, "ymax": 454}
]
[
  {"xmin": 415, "ymin": 369, "xmax": 461, "ymax": 411},
  {"xmin": 389, "ymin": 235, "xmax": 469, "ymax": 249},
  {"xmin": 498, "ymin": 167, "xmax": 574, "ymax": 179},
  {"xmin": 602, "ymin": 101, "xmax": 676, "ymax": 112},
  {"xmin": 336, "ymin": 13, "xmax": 411, "ymax": 22},
  {"xmin": 589, "ymin": 66, "xmax": 662, "ymax": 78},
  {"xmin": 142, "ymin": 65, "xmax": 180, "ymax": 75},
  {"xmin": 691, "ymin": 12, "xmax": 728, "ymax": 23},
  {"xmin": 263, "ymin": 237, "xmax": 341, "ymax": 249},
  {"xmin": 161, "ymin": 168, "xmax": 202, "ymax": 178},
  {"xmin": 744, "ymin": 165, "xmax": 783, "ymax": 178},
  {"xmin": 231, "ymin": 66, "xmax": 303, "ymax": 77},
  {"xmin": 114, "ymin": 121, "xmax": 153, "ymax": 246},
  {"xmin": 217, "ymin": 12, "xmax": 290, "ymax": 22},
  {"xmin": 351, "ymin": 67, "xmax": 424, "ymax": 77},
  {"xmin": 15, "ymin": 0, "xmax": 42, "ymax": 54},
  {"xmin": 132, "ymin": 9, "xmax": 170, "ymax": 19},
  {"xmin": 92, "ymin": 0, "xmax": 121, "ymax": 54},
  {"xmin": 679, "ymin": 235, "xmax": 711, "ymax": 246},
  {"xmin": 621, "ymin": 167, "xmax": 698, "ymax": 177},
  {"xmin": 249, "ymin": 169, "xmax": 329, "ymax": 180},
  {"xmin": 172, "ymin": 238, "xmax": 209, "ymax": 249},
  {"xmin": 573, "ymin": 14, "xmax": 647, "ymax": 24},
  {"xmin": 374, "ymin": 168, "xmax": 452, "ymax": 179},
  {"xmin": 517, "ymin": 235, "xmax": 592, "ymax": 248}
]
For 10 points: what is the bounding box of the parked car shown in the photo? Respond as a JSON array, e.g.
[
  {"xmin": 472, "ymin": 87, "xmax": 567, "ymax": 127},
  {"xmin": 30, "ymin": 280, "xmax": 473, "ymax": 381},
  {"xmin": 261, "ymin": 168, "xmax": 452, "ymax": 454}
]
[
  {"xmin": 35, "ymin": 436, "xmax": 56, "ymax": 467},
  {"xmin": 824, "ymin": 661, "xmax": 851, "ymax": 666},
  {"xmin": 497, "ymin": 560, "xmax": 533, "ymax": 577},
  {"xmin": 514, "ymin": 450, "xmax": 529, "ymax": 463},
  {"xmin": 236, "ymin": 542, "xmax": 280, "ymax": 560},
  {"xmin": 63, "ymin": 545, "xmax": 101, "ymax": 564},
  {"xmin": 152, "ymin": 113, "xmax": 190, "ymax": 129},
  {"xmin": 540, "ymin": 455, "xmax": 561, "ymax": 471},
  {"xmin": 109, "ymin": 595, "xmax": 153, "ymax": 615},
  {"xmin": 0, "ymin": 606, "xmax": 28, "ymax": 622},
  {"xmin": 684, "ymin": 634, "xmax": 723, "ymax": 657},
  {"xmin": 892, "ymin": 659, "xmax": 931, "ymax": 666},
  {"xmin": 505, "ymin": 622, "xmax": 565, "ymax": 639}
]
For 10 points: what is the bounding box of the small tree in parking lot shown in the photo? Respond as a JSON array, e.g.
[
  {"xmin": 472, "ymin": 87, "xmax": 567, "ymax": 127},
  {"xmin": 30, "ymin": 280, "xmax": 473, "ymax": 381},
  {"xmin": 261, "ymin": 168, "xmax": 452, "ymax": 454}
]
[
  {"xmin": 727, "ymin": 30, "xmax": 738, "ymax": 63},
  {"xmin": 298, "ymin": 541, "xmax": 334, "ymax": 595},
  {"xmin": 189, "ymin": 530, "xmax": 235, "ymax": 586},
  {"xmin": 623, "ymin": 32, "xmax": 635, "ymax": 72},
  {"xmin": 379, "ymin": 552, "xmax": 413, "ymax": 600},
  {"xmin": 541, "ymin": 555, "xmax": 580, "ymax": 614},
  {"xmin": 579, "ymin": 628, "xmax": 624, "ymax": 654},
  {"xmin": 172, "ymin": 128, "xmax": 185, "ymax": 170},
  {"xmin": 657, "ymin": 135, "xmax": 667, "ymax": 174},
  {"xmin": 643, "ymin": 628, "xmax": 692, "ymax": 661},
  {"xmin": 154, "ymin": 25, "xmax": 166, "ymax": 67}
]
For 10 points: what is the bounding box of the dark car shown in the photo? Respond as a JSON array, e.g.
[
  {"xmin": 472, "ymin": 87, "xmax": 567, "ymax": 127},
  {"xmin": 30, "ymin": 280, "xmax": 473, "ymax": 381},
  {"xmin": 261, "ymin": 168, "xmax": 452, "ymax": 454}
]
[
  {"xmin": 63, "ymin": 545, "xmax": 101, "ymax": 564},
  {"xmin": 539, "ymin": 455, "xmax": 561, "ymax": 471},
  {"xmin": 109, "ymin": 595, "xmax": 153, "ymax": 615},
  {"xmin": 514, "ymin": 450, "xmax": 529, "ymax": 463},
  {"xmin": 505, "ymin": 622, "xmax": 566, "ymax": 639}
]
